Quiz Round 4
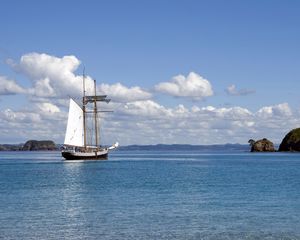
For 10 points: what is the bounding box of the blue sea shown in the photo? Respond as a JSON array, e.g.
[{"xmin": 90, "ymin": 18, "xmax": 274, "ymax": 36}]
[{"xmin": 0, "ymin": 150, "xmax": 300, "ymax": 240}]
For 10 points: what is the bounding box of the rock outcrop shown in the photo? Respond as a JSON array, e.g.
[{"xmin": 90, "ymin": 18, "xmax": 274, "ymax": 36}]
[
  {"xmin": 278, "ymin": 128, "xmax": 300, "ymax": 152},
  {"xmin": 250, "ymin": 138, "xmax": 275, "ymax": 152},
  {"xmin": 22, "ymin": 140, "xmax": 57, "ymax": 151}
]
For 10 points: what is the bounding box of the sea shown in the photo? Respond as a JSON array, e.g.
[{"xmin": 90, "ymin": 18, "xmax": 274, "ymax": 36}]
[{"xmin": 0, "ymin": 150, "xmax": 300, "ymax": 240}]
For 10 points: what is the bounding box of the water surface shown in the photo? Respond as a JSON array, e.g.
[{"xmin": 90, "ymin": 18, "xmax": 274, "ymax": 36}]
[{"xmin": 0, "ymin": 150, "xmax": 300, "ymax": 239}]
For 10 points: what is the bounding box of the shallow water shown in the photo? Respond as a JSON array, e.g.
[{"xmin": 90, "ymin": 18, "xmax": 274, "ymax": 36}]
[{"xmin": 0, "ymin": 150, "xmax": 300, "ymax": 239}]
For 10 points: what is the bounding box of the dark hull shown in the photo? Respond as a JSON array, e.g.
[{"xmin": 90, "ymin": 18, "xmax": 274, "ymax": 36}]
[{"xmin": 62, "ymin": 151, "xmax": 108, "ymax": 160}]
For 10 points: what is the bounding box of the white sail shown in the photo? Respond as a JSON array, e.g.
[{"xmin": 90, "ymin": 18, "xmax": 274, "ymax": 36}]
[{"xmin": 64, "ymin": 99, "xmax": 84, "ymax": 147}]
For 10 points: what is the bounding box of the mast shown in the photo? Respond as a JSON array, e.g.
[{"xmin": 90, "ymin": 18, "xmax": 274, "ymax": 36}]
[
  {"xmin": 81, "ymin": 75, "xmax": 110, "ymax": 150},
  {"xmin": 93, "ymin": 79, "xmax": 99, "ymax": 149},
  {"xmin": 82, "ymin": 69, "xmax": 87, "ymax": 150}
]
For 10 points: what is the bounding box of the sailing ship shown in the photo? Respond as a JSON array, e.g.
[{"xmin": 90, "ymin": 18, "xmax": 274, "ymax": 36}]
[{"xmin": 62, "ymin": 74, "xmax": 118, "ymax": 160}]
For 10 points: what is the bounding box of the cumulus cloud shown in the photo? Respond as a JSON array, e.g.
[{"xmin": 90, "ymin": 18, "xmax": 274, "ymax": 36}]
[
  {"xmin": 1, "ymin": 109, "xmax": 41, "ymax": 123},
  {"xmin": 7, "ymin": 52, "xmax": 152, "ymax": 103},
  {"xmin": 256, "ymin": 103, "xmax": 292, "ymax": 118},
  {"xmin": 8, "ymin": 52, "xmax": 88, "ymax": 98},
  {"xmin": 199, "ymin": 106, "xmax": 252, "ymax": 120},
  {"xmin": 225, "ymin": 84, "xmax": 255, "ymax": 96},
  {"xmin": 0, "ymin": 107, "xmax": 66, "ymax": 143},
  {"xmin": 98, "ymin": 83, "xmax": 151, "ymax": 103},
  {"xmin": 122, "ymin": 100, "xmax": 172, "ymax": 117},
  {"xmin": 35, "ymin": 102, "xmax": 60, "ymax": 115},
  {"xmin": 155, "ymin": 72, "xmax": 213, "ymax": 100},
  {"xmin": 1, "ymin": 99, "xmax": 299, "ymax": 145},
  {"xmin": 0, "ymin": 76, "xmax": 26, "ymax": 95},
  {"xmin": 1, "ymin": 52, "xmax": 299, "ymax": 145},
  {"xmin": 98, "ymin": 100, "xmax": 299, "ymax": 145}
]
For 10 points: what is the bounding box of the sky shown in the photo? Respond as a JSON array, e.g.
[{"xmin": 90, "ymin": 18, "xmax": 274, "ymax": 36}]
[{"xmin": 0, "ymin": 0, "xmax": 300, "ymax": 145}]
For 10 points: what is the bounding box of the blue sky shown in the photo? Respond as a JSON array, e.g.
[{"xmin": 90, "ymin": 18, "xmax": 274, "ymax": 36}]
[{"xmin": 0, "ymin": 0, "xmax": 300, "ymax": 145}]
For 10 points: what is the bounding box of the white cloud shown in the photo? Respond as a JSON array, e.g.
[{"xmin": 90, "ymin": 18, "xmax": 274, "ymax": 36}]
[
  {"xmin": 1, "ymin": 52, "xmax": 299, "ymax": 145},
  {"xmin": 98, "ymin": 83, "xmax": 152, "ymax": 103},
  {"xmin": 256, "ymin": 103, "xmax": 292, "ymax": 118},
  {"xmin": 0, "ymin": 107, "xmax": 65, "ymax": 143},
  {"xmin": 8, "ymin": 52, "xmax": 94, "ymax": 98},
  {"xmin": 8, "ymin": 52, "xmax": 152, "ymax": 103},
  {"xmin": 1, "ymin": 100, "xmax": 299, "ymax": 145},
  {"xmin": 122, "ymin": 100, "xmax": 172, "ymax": 117},
  {"xmin": 1, "ymin": 109, "xmax": 41, "ymax": 123},
  {"xmin": 155, "ymin": 72, "xmax": 213, "ymax": 100},
  {"xmin": 225, "ymin": 84, "xmax": 255, "ymax": 96},
  {"xmin": 99, "ymin": 101, "xmax": 299, "ymax": 145},
  {"xmin": 35, "ymin": 102, "xmax": 60, "ymax": 115},
  {"xmin": 214, "ymin": 107, "xmax": 252, "ymax": 119},
  {"xmin": 0, "ymin": 76, "xmax": 26, "ymax": 95}
]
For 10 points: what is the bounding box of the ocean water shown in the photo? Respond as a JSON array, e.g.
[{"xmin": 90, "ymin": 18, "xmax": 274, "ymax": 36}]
[{"xmin": 0, "ymin": 150, "xmax": 300, "ymax": 240}]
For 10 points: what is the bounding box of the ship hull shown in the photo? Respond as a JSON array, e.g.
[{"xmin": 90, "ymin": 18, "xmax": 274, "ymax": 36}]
[{"xmin": 62, "ymin": 149, "xmax": 108, "ymax": 160}]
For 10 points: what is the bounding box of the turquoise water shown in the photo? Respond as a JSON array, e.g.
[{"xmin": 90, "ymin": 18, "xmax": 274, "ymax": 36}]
[{"xmin": 0, "ymin": 150, "xmax": 300, "ymax": 239}]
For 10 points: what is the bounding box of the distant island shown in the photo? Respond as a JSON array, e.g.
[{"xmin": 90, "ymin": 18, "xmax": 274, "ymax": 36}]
[
  {"xmin": 0, "ymin": 141, "xmax": 249, "ymax": 152},
  {"xmin": 117, "ymin": 143, "xmax": 249, "ymax": 152},
  {"xmin": 0, "ymin": 140, "xmax": 58, "ymax": 151}
]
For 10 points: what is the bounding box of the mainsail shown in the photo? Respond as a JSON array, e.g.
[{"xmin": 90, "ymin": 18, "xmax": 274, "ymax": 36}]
[{"xmin": 64, "ymin": 99, "xmax": 84, "ymax": 147}]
